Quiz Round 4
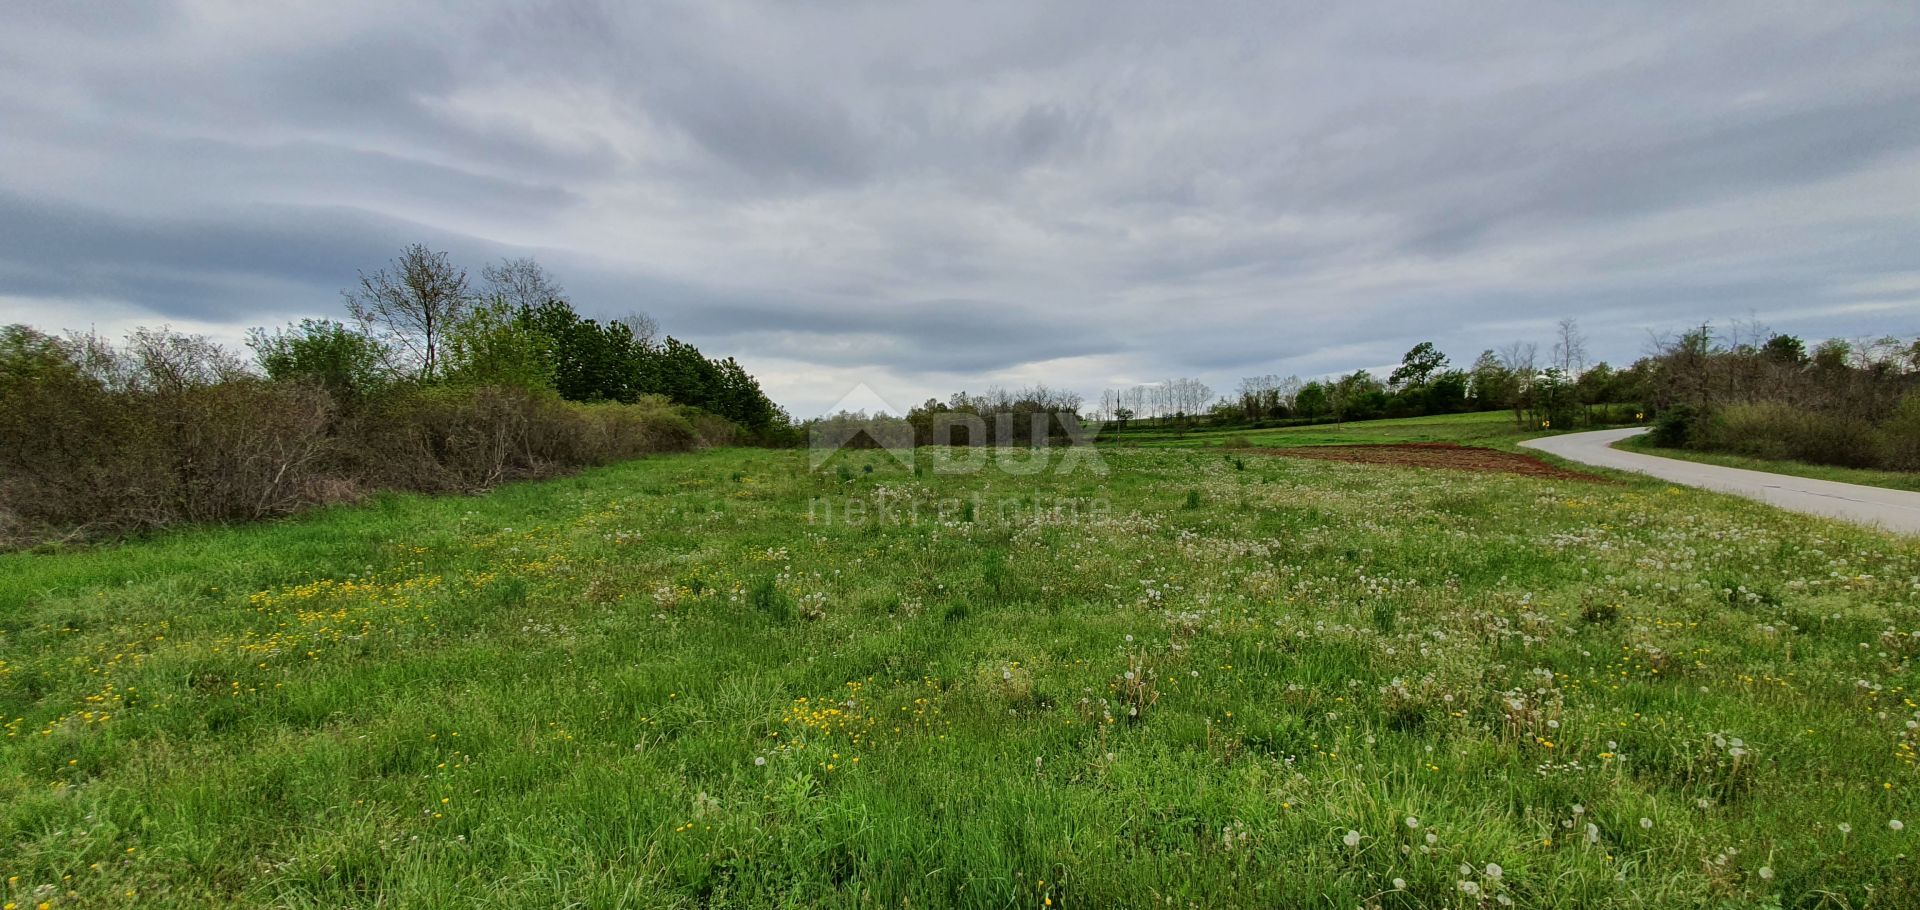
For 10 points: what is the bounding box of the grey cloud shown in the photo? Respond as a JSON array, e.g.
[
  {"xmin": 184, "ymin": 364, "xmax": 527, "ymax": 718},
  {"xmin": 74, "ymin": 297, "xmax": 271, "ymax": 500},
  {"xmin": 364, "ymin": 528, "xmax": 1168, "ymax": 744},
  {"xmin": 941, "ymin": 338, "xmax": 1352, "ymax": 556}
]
[{"xmin": 2, "ymin": 0, "xmax": 1918, "ymax": 416}]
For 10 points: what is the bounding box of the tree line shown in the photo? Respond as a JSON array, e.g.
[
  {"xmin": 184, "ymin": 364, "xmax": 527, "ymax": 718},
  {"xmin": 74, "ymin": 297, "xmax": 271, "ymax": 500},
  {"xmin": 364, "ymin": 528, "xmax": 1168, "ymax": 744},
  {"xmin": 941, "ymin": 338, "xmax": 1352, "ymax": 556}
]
[
  {"xmin": 0, "ymin": 244, "xmax": 786, "ymax": 546},
  {"xmin": 1641, "ymin": 323, "xmax": 1920, "ymax": 469},
  {"xmin": 1097, "ymin": 319, "xmax": 1646, "ymax": 432},
  {"xmin": 251, "ymin": 245, "xmax": 782, "ymax": 430}
]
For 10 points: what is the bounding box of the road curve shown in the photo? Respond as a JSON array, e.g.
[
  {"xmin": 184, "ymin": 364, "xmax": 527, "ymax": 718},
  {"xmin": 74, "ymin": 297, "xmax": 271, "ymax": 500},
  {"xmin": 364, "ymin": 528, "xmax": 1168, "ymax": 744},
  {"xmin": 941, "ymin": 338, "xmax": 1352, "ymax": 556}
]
[{"xmin": 1520, "ymin": 427, "xmax": 1920, "ymax": 536}]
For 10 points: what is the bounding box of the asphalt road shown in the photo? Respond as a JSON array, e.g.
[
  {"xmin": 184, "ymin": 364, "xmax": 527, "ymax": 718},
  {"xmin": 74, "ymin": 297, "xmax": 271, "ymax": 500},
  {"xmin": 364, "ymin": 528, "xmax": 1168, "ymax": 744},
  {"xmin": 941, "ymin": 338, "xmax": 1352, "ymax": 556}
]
[{"xmin": 1520, "ymin": 427, "xmax": 1920, "ymax": 536}]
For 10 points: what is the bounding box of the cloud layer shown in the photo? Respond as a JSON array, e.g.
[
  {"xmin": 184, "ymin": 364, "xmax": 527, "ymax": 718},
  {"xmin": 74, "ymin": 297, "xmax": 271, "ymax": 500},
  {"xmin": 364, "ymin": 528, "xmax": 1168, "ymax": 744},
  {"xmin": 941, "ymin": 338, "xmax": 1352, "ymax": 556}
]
[{"xmin": 5, "ymin": 1, "xmax": 1919, "ymax": 414}]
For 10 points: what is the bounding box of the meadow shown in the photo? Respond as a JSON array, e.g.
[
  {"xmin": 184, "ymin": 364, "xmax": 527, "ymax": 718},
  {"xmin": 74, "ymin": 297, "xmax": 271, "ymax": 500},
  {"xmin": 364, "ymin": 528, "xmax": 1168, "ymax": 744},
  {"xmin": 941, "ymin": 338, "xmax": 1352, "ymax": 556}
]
[
  {"xmin": 1100, "ymin": 410, "xmax": 1548, "ymax": 450},
  {"xmin": 2, "ymin": 434, "xmax": 1918, "ymax": 907}
]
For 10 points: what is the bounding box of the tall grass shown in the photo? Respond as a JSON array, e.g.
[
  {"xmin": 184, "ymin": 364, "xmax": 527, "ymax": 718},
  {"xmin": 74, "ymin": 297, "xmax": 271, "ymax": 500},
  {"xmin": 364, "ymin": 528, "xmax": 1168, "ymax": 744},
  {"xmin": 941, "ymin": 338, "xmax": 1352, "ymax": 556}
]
[{"xmin": 1, "ymin": 445, "xmax": 1916, "ymax": 907}]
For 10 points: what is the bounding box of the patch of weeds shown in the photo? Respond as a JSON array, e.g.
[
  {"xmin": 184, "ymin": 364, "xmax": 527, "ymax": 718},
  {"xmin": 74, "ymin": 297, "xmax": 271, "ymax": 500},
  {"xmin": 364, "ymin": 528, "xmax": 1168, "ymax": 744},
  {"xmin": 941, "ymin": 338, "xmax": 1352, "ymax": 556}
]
[{"xmin": 748, "ymin": 576, "xmax": 794, "ymax": 622}]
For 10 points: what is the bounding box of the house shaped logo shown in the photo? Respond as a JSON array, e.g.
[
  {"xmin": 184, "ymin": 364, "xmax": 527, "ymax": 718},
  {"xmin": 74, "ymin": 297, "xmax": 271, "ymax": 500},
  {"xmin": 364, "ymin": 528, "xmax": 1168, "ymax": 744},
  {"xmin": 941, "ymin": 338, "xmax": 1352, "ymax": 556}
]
[{"xmin": 808, "ymin": 383, "xmax": 917, "ymax": 472}]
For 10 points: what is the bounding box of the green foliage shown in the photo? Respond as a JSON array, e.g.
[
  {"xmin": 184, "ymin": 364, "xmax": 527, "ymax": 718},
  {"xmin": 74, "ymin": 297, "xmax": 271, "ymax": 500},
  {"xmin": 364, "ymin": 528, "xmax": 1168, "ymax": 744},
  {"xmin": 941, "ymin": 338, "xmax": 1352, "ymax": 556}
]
[
  {"xmin": 1388, "ymin": 341, "xmax": 1448, "ymax": 390},
  {"xmin": 441, "ymin": 300, "xmax": 557, "ymax": 391},
  {"xmin": 0, "ymin": 322, "xmax": 710, "ymax": 545},
  {"xmin": 247, "ymin": 318, "xmax": 390, "ymax": 404},
  {"xmin": 1691, "ymin": 402, "xmax": 1885, "ymax": 469},
  {"xmin": 1649, "ymin": 404, "xmax": 1699, "ymax": 447},
  {"xmin": 1531, "ymin": 367, "xmax": 1579, "ymax": 429},
  {"xmin": 1294, "ymin": 381, "xmax": 1331, "ymax": 418}
]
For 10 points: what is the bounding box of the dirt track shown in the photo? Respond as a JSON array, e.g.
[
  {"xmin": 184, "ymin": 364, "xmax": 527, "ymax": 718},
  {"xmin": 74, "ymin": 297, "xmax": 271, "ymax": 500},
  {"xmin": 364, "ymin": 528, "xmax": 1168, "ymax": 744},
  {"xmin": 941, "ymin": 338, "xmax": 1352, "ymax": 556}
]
[{"xmin": 1244, "ymin": 442, "xmax": 1604, "ymax": 481}]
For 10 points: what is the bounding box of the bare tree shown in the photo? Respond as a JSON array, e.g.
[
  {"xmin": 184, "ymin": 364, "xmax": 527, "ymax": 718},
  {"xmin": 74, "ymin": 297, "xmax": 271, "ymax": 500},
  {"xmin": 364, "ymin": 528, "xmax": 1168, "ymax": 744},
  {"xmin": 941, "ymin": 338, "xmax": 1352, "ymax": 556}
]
[
  {"xmin": 481, "ymin": 257, "xmax": 564, "ymax": 311},
  {"xmin": 1499, "ymin": 341, "xmax": 1538, "ymax": 428},
  {"xmin": 1552, "ymin": 318, "xmax": 1588, "ymax": 376},
  {"xmin": 345, "ymin": 244, "xmax": 471, "ymax": 381},
  {"xmin": 615, "ymin": 312, "xmax": 660, "ymax": 349}
]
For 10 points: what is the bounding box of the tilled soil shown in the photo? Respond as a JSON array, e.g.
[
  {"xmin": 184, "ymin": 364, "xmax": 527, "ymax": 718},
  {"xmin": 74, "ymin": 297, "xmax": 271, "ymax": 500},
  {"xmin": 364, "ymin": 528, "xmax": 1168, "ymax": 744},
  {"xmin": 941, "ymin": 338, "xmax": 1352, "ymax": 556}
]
[{"xmin": 1243, "ymin": 442, "xmax": 1605, "ymax": 481}]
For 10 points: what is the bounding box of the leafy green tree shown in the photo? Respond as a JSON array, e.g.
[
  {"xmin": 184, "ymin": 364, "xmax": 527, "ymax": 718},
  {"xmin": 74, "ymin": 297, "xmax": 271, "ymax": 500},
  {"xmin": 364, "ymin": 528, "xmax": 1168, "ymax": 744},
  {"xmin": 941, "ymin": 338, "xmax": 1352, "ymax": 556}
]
[
  {"xmin": 1294, "ymin": 382, "xmax": 1330, "ymax": 418},
  {"xmin": 1423, "ymin": 369, "xmax": 1469, "ymax": 413},
  {"xmin": 247, "ymin": 319, "xmax": 390, "ymax": 405},
  {"xmin": 1761, "ymin": 334, "xmax": 1807, "ymax": 367},
  {"xmin": 710, "ymin": 356, "xmax": 779, "ymax": 430},
  {"xmin": 1812, "ymin": 339, "xmax": 1852, "ymax": 372},
  {"xmin": 441, "ymin": 300, "xmax": 556, "ymax": 390},
  {"xmin": 1467, "ymin": 350, "xmax": 1514, "ymax": 411},
  {"xmin": 1388, "ymin": 341, "xmax": 1448, "ymax": 391}
]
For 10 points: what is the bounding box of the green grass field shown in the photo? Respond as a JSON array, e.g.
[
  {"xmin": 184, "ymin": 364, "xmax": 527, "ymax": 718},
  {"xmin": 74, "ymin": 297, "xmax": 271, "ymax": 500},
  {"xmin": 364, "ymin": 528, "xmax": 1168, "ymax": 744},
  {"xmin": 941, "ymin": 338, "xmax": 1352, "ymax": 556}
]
[
  {"xmin": 3, "ymin": 441, "xmax": 1918, "ymax": 907},
  {"xmin": 1101, "ymin": 410, "xmax": 1554, "ymax": 450}
]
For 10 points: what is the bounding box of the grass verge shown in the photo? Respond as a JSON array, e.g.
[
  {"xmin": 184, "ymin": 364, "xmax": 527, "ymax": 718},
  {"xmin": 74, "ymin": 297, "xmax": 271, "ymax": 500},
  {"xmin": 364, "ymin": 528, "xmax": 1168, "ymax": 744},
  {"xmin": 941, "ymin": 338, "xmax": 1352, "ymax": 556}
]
[{"xmin": 1616, "ymin": 434, "xmax": 1920, "ymax": 493}]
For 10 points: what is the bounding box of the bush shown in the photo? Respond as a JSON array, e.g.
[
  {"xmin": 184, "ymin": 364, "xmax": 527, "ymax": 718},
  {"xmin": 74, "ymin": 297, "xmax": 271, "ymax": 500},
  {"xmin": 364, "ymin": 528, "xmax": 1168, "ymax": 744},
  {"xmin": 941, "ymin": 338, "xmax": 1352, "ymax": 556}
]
[
  {"xmin": 1648, "ymin": 405, "xmax": 1699, "ymax": 447},
  {"xmin": 1878, "ymin": 394, "xmax": 1920, "ymax": 471},
  {"xmin": 1691, "ymin": 402, "xmax": 1884, "ymax": 468},
  {"xmin": 0, "ymin": 326, "xmax": 718, "ymax": 547},
  {"xmin": 353, "ymin": 386, "xmax": 704, "ymax": 493}
]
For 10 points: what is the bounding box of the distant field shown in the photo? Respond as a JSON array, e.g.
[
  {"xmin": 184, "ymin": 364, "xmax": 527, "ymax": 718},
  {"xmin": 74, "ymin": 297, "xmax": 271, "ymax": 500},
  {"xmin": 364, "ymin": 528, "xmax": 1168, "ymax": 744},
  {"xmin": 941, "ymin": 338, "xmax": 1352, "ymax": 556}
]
[
  {"xmin": 1101, "ymin": 410, "xmax": 1547, "ymax": 449},
  {"xmin": 2, "ymin": 444, "xmax": 1917, "ymax": 907}
]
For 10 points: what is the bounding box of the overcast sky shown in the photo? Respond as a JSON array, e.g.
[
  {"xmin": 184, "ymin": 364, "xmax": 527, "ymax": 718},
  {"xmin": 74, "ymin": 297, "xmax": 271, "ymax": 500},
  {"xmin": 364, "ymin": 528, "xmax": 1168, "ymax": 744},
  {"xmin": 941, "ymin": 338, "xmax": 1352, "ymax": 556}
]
[{"xmin": 4, "ymin": 2, "xmax": 1919, "ymax": 416}]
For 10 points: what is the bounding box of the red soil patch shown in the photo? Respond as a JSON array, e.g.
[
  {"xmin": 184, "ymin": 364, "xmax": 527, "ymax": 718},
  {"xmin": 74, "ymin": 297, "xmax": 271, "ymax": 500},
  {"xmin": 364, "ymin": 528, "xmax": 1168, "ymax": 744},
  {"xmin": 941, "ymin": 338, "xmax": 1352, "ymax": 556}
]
[{"xmin": 1243, "ymin": 442, "xmax": 1604, "ymax": 481}]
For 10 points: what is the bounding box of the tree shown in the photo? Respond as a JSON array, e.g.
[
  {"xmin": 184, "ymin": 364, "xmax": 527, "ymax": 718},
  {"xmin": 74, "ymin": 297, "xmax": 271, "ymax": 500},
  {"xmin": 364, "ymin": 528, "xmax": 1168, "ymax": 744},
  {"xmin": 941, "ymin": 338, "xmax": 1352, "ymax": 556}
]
[
  {"xmin": 1553, "ymin": 318, "xmax": 1588, "ymax": 376},
  {"xmin": 345, "ymin": 244, "xmax": 471, "ymax": 381},
  {"xmin": 1760, "ymin": 334, "xmax": 1807, "ymax": 367},
  {"xmin": 1812, "ymin": 338, "xmax": 1852, "ymax": 372},
  {"xmin": 1423, "ymin": 369, "xmax": 1469, "ymax": 413},
  {"xmin": 1467, "ymin": 350, "xmax": 1514, "ymax": 410},
  {"xmin": 1388, "ymin": 342, "xmax": 1448, "ymax": 391},
  {"xmin": 1330, "ymin": 371, "xmax": 1386, "ymax": 420},
  {"xmin": 1294, "ymin": 382, "xmax": 1331, "ymax": 418},
  {"xmin": 440, "ymin": 300, "xmax": 556, "ymax": 390},
  {"xmin": 247, "ymin": 319, "xmax": 390, "ymax": 406},
  {"xmin": 481, "ymin": 257, "xmax": 564, "ymax": 311},
  {"xmin": 615, "ymin": 312, "xmax": 660, "ymax": 350},
  {"xmin": 1498, "ymin": 341, "xmax": 1538, "ymax": 428}
]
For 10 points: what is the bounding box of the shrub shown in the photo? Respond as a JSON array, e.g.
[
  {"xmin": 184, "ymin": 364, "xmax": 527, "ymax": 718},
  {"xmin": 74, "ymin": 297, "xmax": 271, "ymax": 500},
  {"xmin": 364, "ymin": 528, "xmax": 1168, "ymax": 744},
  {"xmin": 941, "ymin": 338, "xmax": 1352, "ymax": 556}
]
[
  {"xmin": 1692, "ymin": 402, "xmax": 1883, "ymax": 468},
  {"xmin": 1648, "ymin": 405, "xmax": 1699, "ymax": 447},
  {"xmin": 1879, "ymin": 394, "xmax": 1920, "ymax": 471},
  {"xmin": 0, "ymin": 327, "xmax": 719, "ymax": 547}
]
